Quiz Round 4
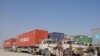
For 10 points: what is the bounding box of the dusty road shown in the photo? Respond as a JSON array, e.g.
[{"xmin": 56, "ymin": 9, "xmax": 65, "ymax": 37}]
[{"xmin": 0, "ymin": 49, "xmax": 43, "ymax": 56}]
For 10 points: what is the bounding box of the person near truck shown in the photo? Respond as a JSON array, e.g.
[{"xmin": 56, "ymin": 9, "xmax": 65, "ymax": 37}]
[
  {"xmin": 87, "ymin": 44, "xmax": 95, "ymax": 56},
  {"xmin": 95, "ymin": 47, "xmax": 100, "ymax": 56},
  {"xmin": 63, "ymin": 41, "xmax": 73, "ymax": 56},
  {"xmin": 55, "ymin": 42, "xmax": 63, "ymax": 56},
  {"xmin": 44, "ymin": 48, "xmax": 51, "ymax": 56}
]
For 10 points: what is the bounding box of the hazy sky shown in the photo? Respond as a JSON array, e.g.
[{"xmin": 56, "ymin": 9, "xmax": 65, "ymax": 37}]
[{"xmin": 0, "ymin": 0, "xmax": 100, "ymax": 47}]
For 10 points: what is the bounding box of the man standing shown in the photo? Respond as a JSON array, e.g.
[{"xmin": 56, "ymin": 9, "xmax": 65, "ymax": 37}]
[
  {"xmin": 44, "ymin": 48, "xmax": 51, "ymax": 56},
  {"xmin": 87, "ymin": 44, "xmax": 95, "ymax": 56},
  {"xmin": 55, "ymin": 42, "xmax": 63, "ymax": 56},
  {"xmin": 96, "ymin": 47, "xmax": 100, "ymax": 56}
]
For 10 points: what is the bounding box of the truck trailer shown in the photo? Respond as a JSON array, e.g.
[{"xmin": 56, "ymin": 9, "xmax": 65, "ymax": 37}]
[
  {"xmin": 15, "ymin": 29, "xmax": 57, "ymax": 55},
  {"xmin": 4, "ymin": 38, "xmax": 16, "ymax": 51}
]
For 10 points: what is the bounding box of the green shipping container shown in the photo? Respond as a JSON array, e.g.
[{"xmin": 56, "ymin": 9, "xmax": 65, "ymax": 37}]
[{"xmin": 74, "ymin": 35, "xmax": 92, "ymax": 44}]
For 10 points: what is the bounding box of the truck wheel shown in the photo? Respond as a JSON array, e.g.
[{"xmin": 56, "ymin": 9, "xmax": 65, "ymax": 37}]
[
  {"xmin": 28, "ymin": 48, "xmax": 32, "ymax": 53},
  {"xmin": 17, "ymin": 48, "xmax": 21, "ymax": 53},
  {"xmin": 10, "ymin": 48, "xmax": 13, "ymax": 52},
  {"xmin": 40, "ymin": 50, "xmax": 45, "ymax": 55},
  {"xmin": 31, "ymin": 48, "xmax": 36, "ymax": 55},
  {"xmin": 13, "ymin": 48, "xmax": 17, "ymax": 52},
  {"xmin": 9, "ymin": 48, "xmax": 11, "ymax": 51}
]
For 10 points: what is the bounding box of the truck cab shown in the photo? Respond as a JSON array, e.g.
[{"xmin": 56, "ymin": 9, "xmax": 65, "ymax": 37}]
[
  {"xmin": 61, "ymin": 40, "xmax": 87, "ymax": 50},
  {"xmin": 39, "ymin": 39, "xmax": 57, "ymax": 54},
  {"xmin": 62, "ymin": 40, "xmax": 88, "ymax": 55}
]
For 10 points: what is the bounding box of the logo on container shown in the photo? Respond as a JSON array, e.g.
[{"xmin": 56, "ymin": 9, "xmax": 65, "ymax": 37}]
[
  {"xmin": 20, "ymin": 37, "xmax": 29, "ymax": 42},
  {"xmin": 6, "ymin": 42, "xmax": 10, "ymax": 45}
]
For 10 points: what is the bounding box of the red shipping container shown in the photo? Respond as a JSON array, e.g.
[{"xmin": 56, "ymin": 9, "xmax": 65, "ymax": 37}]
[
  {"xmin": 16, "ymin": 29, "xmax": 48, "ymax": 47},
  {"xmin": 4, "ymin": 38, "xmax": 16, "ymax": 48}
]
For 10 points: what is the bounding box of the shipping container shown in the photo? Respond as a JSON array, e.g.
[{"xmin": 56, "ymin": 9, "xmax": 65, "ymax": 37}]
[
  {"xmin": 48, "ymin": 32, "xmax": 64, "ymax": 41},
  {"xmin": 16, "ymin": 29, "xmax": 48, "ymax": 47},
  {"xmin": 74, "ymin": 35, "xmax": 92, "ymax": 45},
  {"xmin": 4, "ymin": 38, "xmax": 16, "ymax": 48}
]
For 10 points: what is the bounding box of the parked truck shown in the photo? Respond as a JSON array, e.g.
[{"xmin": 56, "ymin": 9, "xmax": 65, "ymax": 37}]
[
  {"xmin": 4, "ymin": 38, "xmax": 16, "ymax": 51},
  {"xmin": 15, "ymin": 29, "xmax": 57, "ymax": 55},
  {"xmin": 61, "ymin": 39, "xmax": 87, "ymax": 55},
  {"xmin": 61, "ymin": 40, "xmax": 87, "ymax": 49}
]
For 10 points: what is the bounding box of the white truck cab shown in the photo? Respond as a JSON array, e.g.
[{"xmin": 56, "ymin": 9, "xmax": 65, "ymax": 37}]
[
  {"xmin": 61, "ymin": 40, "xmax": 87, "ymax": 50},
  {"xmin": 39, "ymin": 39, "xmax": 57, "ymax": 54}
]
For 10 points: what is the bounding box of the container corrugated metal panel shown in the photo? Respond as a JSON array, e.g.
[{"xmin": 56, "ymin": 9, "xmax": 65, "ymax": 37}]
[
  {"xmin": 48, "ymin": 32, "xmax": 64, "ymax": 41},
  {"xmin": 4, "ymin": 38, "xmax": 16, "ymax": 48},
  {"xmin": 16, "ymin": 29, "xmax": 48, "ymax": 47},
  {"xmin": 74, "ymin": 35, "xmax": 92, "ymax": 44}
]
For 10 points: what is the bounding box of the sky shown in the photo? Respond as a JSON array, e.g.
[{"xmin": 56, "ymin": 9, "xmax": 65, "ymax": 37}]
[{"xmin": 0, "ymin": 0, "xmax": 100, "ymax": 47}]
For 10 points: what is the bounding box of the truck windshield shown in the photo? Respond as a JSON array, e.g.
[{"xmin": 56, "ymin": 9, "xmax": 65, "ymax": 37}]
[
  {"xmin": 64, "ymin": 42, "xmax": 69, "ymax": 44},
  {"xmin": 64, "ymin": 41, "xmax": 76, "ymax": 44},
  {"xmin": 43, "ymin": 40, "xmax": 57, "ymax": 44}
]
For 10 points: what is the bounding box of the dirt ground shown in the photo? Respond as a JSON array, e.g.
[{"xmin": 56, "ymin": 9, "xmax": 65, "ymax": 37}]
[{"xmin": 0, "ymin": 49, "xmax": 43, "ymax": 56}]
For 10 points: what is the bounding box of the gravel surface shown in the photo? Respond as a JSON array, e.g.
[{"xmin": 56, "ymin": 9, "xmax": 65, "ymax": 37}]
[{"xmin": 0, "ymin": 49, "xmax": 43, "ymax": 56}]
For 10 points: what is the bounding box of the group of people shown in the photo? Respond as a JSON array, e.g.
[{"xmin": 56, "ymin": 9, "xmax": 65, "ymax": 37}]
[
  {"xmin": 85, "ymin": 44, "xmax": 100, "ymax": 56},
  {"xmin": 44, "ymin": 44, "xmax": 100, "ymax": 56}
]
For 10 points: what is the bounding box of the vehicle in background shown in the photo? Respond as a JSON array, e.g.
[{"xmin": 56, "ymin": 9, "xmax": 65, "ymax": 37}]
[
  {"xmin": 61, "ymin": 39, "xmax": 87, "ymax": 50},
  {"xmin": 61, "ymin": 39, "xmax": 88, "ymax": 55},
  {"xmin": 4, "ymin": 38, "xmax": 16, "ymax": 51}
]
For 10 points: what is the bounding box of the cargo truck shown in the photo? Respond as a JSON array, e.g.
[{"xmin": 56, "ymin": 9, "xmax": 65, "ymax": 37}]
[
  {"xmin": 4, "ymin": 38, "xmax": 16, "ymax": 51},
  {"xmin": 61, "ymin": 39, "xmax": 87, "ymax": 55},
  {"xmin": 61, "ymin": 40, "xmax": 87, "ymax": 49},
  {"xmin": 61, "ymin": 40, "xmax": 87, "ymax": 55},
  {"xmin": 15, "ymin": 29, "xmax": 57, "ymax": 55},
  {"xmin": 38, "ymin": 38, "xmax": 57, "ymax": 55}
]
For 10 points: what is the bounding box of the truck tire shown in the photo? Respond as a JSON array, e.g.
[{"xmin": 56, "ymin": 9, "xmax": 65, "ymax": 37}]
[
  {"xmin": 31, "ymin": 48, "xmax": 36, "ymax": 55},
  {"xmin": 17, "ymin": 48, "xmax": 21, "ymax": 53},
  {"xmin": 8, "ymin": 48, "xmax": 11, "ymax": 51},
  {"xmin": 10, "ymin": 48, "xmax": 13, "ymax": 52},
  {"xmin": 40, "ymin": 50, "xmax": 45, "ymax": 55},
  {"xmin": 28, "ymin": 48, "xmax": 32, "ymax": 53}
]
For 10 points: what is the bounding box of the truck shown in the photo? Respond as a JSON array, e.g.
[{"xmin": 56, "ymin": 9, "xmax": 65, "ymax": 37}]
[
  {"xmin": 4, "ymin": 38, "xmax": 16, "ymax": 51},
  {"xmin": 61, "ymin": 40, "xmax": 87, "ymax": 49},
  {"xmin": 15, "ymin": 29, "xmax": 57, "ymax": 55},
  {"xmin": 39, "ymin": 38, "xmax": 57, "ymax": 55},
  {"xmin": 61, "ymin": 39, "xmax": 87, "ymax": 55}
]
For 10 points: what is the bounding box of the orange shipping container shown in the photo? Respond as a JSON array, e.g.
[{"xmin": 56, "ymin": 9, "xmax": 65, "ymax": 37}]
[
  {"xmin": 16, "ymin": 29, "xmax": 48, "ymax": 47},
  {"xmin": 4, "ymin": 38, "xmax": 16, "ymax": 48}
]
